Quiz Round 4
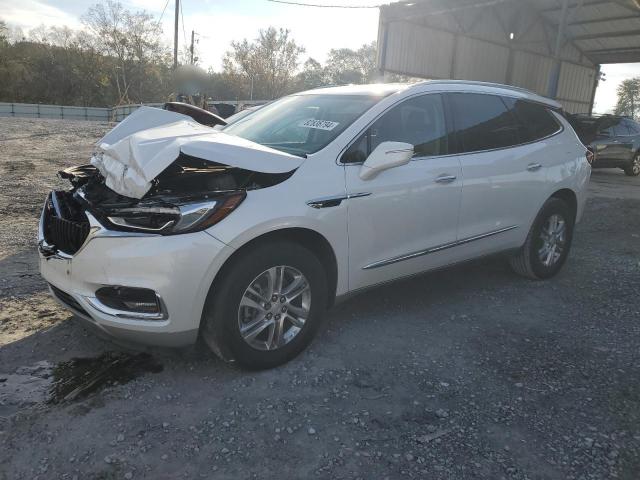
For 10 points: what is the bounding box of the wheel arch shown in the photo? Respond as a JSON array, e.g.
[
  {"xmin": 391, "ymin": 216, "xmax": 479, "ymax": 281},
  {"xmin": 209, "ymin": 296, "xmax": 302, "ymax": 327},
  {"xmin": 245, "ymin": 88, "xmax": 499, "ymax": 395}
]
[
  {"xmin": 205, "ymin": 227, "xmax": 339, "ymax": 311},
  {"xmin": 549, "ymin": 188, "xmax": 578, "ymax": 222}
]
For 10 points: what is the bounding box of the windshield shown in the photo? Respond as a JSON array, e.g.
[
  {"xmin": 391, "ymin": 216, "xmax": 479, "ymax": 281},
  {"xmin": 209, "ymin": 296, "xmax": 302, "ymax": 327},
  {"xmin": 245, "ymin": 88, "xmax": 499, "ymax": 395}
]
[{"xmin": 222, "ymin": 94, "xmax": 381, "ymax": 156}]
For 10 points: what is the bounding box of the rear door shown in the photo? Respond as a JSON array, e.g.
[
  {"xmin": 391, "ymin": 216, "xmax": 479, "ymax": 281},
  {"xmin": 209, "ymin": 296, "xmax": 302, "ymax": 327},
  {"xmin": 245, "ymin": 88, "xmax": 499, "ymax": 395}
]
[
  {"xmin": 448, "ymin": 93, "xmax": 560, "ymax": 254},
  {"xmin": 593, "ymin": 119, "xmax": 626, "ymax": 163},
  {"xmin": 619, "ymin": 119, "xmax": 638, "ymax": 161}
]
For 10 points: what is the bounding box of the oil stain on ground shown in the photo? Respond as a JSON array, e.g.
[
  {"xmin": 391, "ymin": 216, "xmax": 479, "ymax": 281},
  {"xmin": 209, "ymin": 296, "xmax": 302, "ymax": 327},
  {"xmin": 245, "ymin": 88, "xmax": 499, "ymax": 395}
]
[{"xmin": 48, "ymin": 352, "xmax": 163, "ymax": 404}]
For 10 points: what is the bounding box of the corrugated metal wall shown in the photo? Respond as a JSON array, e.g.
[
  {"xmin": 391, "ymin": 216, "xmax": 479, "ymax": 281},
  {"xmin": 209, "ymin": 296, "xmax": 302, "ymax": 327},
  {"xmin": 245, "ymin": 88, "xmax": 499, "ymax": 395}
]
[
  {"xmin": 453, "ymin": 37, "xmax": 509, "ymax": 83},
  {"xmin": 379, "ymin": 4, "xmax": 598, "ymax": 114},
  {"xmin": 383, "ymin": 23, "xmax": 456, "ymax": 79},
  {"xmin": 510, "ymin": 51, "xmax": 555, "ymax": 94}
]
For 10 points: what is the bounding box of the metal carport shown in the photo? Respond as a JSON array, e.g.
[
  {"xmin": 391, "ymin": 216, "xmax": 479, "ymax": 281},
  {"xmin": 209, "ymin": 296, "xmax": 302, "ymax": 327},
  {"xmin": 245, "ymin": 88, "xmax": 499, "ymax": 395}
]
[{"xmin": 377, "ymin": 0, "xmax": 640, "ymax": 113}]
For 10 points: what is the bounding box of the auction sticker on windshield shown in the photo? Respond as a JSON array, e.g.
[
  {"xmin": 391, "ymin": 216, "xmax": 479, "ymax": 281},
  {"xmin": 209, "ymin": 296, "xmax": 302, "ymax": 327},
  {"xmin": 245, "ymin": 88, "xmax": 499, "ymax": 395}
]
[{"xmin": 299, "ymin": 119, "xmax": 339, "ymax": 131}]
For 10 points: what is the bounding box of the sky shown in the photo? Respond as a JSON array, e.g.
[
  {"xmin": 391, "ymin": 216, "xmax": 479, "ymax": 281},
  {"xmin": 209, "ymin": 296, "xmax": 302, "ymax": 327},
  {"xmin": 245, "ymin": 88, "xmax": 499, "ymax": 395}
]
[{"xmin": 1, "ymin": 0, "xmax": 638, "ymax": 113}]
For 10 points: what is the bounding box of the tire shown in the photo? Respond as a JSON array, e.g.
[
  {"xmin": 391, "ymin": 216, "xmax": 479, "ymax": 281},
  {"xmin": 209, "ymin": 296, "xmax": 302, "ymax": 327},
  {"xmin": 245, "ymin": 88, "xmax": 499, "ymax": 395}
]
[
  {"xmin": 623, "ymin": 153, "xmax": 640, "ymax": 177},
  {"xmin": 509, "ymin": 197, "xmax": 574, "ymax": 280},
  {"xmin": 201, "ymin": 241, "xmax": 328, "ymax": 370}
]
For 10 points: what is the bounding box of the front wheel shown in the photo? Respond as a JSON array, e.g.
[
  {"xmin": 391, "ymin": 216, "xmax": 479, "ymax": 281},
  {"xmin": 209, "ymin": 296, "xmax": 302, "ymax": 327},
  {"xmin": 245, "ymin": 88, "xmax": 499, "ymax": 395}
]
[
  {"xmin": 623, "ymin": 153, "xmax": 640, "ymax": 176},
  {"xmin": 509, "ymin": 198, "xmax": 574, "ymax": 279},
  {"xmin": 201, "ymin": 241, "xmax": 328, "ymax": 369}
]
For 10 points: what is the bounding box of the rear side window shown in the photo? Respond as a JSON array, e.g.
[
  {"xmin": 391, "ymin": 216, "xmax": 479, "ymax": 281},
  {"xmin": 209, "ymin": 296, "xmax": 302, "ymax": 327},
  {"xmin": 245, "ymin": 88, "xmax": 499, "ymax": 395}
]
[
  {"xmin": 600, "ymin": 120, "xmax": 625, "ymax": 137},
  {"xmin": 502, "ymin": 97, "xmax": 561, "ymax": 142},
  {"xmin": 623, "ymin": 119, "xmax": 639, "ymax": 135},
  {"xmin": 448, "ymin": 93, "xmax": 520, "ymax": 153}
]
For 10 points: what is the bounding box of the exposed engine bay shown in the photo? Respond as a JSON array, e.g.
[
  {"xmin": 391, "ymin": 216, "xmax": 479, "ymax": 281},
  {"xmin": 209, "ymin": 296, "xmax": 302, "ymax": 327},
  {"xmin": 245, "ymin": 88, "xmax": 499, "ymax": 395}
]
[
  {"xmin": 42, "ymin": 155, "xmax": 293, "ymax": 255},
  {"xmin": 40, "ymin": 105, "xmax": 302, "ymax": 256}
]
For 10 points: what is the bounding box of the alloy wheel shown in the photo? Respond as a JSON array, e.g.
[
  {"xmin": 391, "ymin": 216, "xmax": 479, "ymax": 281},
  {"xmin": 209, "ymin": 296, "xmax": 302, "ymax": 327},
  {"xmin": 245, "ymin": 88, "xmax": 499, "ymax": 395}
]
[
  {"xmin": 237, "ymin": 266, "xmax": 311, "ymax": 351},
  {"xmin": 633, "ymin": 155, "xmax": 640, "ymax": 175},
  {"xmin": 537, "ymin": 214, "xmax": 566, "ymax": 267}
]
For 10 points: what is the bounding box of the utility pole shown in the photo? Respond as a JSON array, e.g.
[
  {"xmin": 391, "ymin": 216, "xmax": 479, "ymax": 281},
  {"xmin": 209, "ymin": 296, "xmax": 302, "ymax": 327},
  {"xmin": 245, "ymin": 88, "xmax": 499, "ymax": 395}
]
[
  {"xmin": 190, "ymin": 30, "xmax": 195, "ymax": 65},
  {"xmin": 173, "ymin": 0, "xmax": 180, "ymax": 69}
]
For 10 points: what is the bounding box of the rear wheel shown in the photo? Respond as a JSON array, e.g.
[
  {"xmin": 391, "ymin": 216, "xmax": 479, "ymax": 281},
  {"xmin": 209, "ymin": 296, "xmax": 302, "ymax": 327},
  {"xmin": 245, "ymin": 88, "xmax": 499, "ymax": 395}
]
[
  {"xmin": 201, "ymin": 241, "xmax": 328, "ymax": 369},
  {"xmin": 509, "ymin": 197, "xmax": 574, "ymax": 280},
  {"xmin": 623, "ymin": 153, "xmax": 640, "ymax": 176}
]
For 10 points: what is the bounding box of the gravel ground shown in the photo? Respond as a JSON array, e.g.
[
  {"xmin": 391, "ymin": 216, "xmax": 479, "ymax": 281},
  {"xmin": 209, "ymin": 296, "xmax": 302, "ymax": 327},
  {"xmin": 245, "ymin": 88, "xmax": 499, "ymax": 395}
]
[{"xmin": 0, "ymin": 117, "xmax": 639, "ymax": 480}]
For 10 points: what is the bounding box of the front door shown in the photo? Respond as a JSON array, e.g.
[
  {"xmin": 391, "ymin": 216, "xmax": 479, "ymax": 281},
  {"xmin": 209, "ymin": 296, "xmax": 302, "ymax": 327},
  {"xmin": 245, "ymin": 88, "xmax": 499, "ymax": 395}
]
[{"xmin": 342, "ymin": 93, "xmax": 463, "ymax": 291}]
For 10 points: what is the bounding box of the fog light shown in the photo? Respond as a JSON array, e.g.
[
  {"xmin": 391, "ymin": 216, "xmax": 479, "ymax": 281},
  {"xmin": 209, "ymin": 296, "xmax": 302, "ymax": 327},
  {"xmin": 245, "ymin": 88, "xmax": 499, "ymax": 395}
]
[{"xmin": 95, "ymin": 286, "xmax": 162, "ymax": 315}]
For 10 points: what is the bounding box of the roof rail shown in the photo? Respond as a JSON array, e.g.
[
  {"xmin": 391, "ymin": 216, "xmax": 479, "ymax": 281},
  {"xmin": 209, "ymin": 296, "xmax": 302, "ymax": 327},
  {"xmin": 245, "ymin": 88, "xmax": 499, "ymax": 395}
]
[{"xmin": 426, "ymin": 79, "xmax": 539, "ymax": 97}]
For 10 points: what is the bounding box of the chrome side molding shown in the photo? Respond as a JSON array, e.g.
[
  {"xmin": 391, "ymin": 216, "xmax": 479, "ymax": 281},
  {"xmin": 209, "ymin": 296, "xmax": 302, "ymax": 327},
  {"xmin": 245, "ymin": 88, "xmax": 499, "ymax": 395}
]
[
  {"xmin": 307, "ymin": 192, "xmax": 371, "ymax": 209},
  {"xmin": 362, "ymin": 225, "xmax": 518, "ymax": 270}
]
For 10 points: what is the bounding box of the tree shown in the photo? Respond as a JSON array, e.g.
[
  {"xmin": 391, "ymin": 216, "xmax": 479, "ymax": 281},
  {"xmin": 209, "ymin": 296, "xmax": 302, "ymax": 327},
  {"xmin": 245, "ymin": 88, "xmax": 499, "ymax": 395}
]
[
  {"xmin": 82, "ymin": 0, "xmax": 171, "ymax": 104},
  {"xmin": 0, "ymin": 20, "xmax": 8, "ymax": 45},
  {"xmin": 298, "ymin": 58, "xmax": 327, "ymax": 89},
  {"xmin": 324, "ymin": 42, "xmax": 377, "ymax": 85},
  {"xmin": 615, "ymin": 78, "xmax": 640, "ymax": 119},
  {"xmin": 223, "ymin": 27, "xmax": 305, "ymax": 99},
  {"xmin": 0, "ymin": 2, "xmax": 174, "ymax": 107}
]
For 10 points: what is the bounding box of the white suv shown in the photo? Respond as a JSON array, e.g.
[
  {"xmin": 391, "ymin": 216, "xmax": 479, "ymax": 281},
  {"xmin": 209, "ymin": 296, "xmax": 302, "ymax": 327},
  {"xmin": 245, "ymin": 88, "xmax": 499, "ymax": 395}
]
[{"xmin": 39, "ymin": 81, "xmax": 591, "ymax": 368}]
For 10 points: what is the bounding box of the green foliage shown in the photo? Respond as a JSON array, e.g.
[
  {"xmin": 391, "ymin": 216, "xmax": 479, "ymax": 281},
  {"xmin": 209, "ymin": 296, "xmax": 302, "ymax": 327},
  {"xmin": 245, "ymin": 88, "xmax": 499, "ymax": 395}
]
[
  {"xmin": 0, "ymin": 1, "xmax": 173, "ymax": 107},
  {"xmin": 0, "ymin": 2, "xmax": 394, "ymax": 106},
  {"xmin": 615, "ymin": 78, "xmax": 640, "ymax": 119},
  {"xmin": 222, "ymin": 27, "xmax": 305, "ymax": 100},
  {"xmin": 324, "ymin": 42, "xmax": 378, "ymax": 85}
]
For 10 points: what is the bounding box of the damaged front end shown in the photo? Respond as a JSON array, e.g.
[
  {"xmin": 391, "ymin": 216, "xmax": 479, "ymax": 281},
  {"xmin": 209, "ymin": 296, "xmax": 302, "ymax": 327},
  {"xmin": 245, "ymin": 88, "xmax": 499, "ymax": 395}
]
[
  {"xmin": 40, "ymin": 106, "xmax": 302, "ymax": 257},
  {"xmin": 41, "ymin": 155, "xmax": 293, "ymax": 257}
]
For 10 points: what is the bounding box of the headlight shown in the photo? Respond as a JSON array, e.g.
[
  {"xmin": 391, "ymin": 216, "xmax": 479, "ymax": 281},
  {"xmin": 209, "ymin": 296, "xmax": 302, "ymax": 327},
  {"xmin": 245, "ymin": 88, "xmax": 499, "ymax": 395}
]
[{"xmin": 106, "ymin": 192, "xmax": 245, "ymax": 234}]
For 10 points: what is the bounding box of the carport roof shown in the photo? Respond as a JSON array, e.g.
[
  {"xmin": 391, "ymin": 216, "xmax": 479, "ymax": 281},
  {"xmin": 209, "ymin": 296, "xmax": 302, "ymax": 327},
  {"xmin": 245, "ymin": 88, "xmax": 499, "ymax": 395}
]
[{"xmin": 383, "ymin": 0, "xmax": 640, "ymax": 64}]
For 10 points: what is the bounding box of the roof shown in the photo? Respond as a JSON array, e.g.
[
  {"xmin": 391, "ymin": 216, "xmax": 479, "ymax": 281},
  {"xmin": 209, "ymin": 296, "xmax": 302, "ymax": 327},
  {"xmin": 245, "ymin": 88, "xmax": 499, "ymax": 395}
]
[
  {"xmin": 423, "ymin": 80, "xmax": 564, "ymax": 108},
  {"xmin": 298, "ymin": 80, "xmax": 563, "ymax": 108},
  {"xmin": 383, "ymin": 0, "xmax": 640, "ymax": 64},
  {"xmin": 298, "ymin": 83, "xmax": 409, "ymax": 96}
]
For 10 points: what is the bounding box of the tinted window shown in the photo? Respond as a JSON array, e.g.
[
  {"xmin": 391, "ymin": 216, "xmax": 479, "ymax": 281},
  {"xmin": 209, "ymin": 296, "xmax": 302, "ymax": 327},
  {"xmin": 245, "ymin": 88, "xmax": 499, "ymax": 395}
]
[
  {"xmin": 623, "ymin": 119, "xmax": 639, "ymax": 135},
  {"xmin": 600, "ymin": 119, "xmax": 622, "ymax": 137},
  {"xmin": 502, "ymin": 97, "xmax": 560, "ymax": 142},
  {"xmin": 449, "ymin": 93, "xmax": 519, "ymax": 153},
  {"xmin": 342, "ymin": 94, "xmax": 449, "ymax": 163},
  {"xmin": 612, "ymin": 122, "xmax": 629, "ymax": 136}
]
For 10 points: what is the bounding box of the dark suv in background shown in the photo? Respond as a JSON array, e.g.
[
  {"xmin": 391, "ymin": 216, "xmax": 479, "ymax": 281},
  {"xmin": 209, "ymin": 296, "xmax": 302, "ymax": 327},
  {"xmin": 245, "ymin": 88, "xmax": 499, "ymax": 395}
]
[{"xmin": 568, "ymin": 114, "xmax": 640, "ymax": 177}]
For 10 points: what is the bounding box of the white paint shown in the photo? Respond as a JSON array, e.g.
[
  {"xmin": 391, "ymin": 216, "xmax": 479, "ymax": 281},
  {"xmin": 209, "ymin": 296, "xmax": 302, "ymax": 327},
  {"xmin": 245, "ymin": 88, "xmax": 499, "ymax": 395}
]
[
  {"xmin": 92, "ymin": 106, "xmax": 303, "ymax": 198},
  {"xmin": 40, "ymin": 81, "xmax": 590, "ymax": 348}
]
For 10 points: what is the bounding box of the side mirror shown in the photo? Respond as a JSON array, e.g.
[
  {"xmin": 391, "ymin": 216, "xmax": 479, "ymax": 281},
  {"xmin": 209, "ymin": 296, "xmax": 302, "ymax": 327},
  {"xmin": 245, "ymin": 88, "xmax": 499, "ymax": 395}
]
[{"xmin": 359, "ymin": 141, "xmax": 413, "ymax": 180}]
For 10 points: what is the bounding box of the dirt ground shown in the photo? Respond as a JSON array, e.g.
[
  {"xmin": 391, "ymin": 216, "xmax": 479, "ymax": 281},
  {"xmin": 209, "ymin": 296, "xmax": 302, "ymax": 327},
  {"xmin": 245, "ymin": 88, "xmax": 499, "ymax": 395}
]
[{"xmin": 0, "ymin": 117, "xmax": 639, "ymax": 480}]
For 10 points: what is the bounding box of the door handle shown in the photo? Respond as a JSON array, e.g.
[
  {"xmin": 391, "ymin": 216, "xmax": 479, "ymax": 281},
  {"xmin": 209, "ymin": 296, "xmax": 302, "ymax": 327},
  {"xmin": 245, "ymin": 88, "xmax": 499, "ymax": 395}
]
[
  {"xmin": 526, "ymin": 163, "xmax": 542, "ymax": 172},
  {"xmin": 435, "ymin": 174, "xmax": 457, "ymax": 184}
]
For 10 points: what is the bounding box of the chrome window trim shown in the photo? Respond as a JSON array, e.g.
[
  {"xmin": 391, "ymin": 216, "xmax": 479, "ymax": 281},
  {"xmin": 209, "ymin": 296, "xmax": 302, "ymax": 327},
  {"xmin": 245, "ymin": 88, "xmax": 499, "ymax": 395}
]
[
  {"xmin": 337, "ymin": 90, "xmax": 564, "ymax": 167},
  {"xmin": 362, "ymin": 225, "xmax": 518, "ymax": 270}
]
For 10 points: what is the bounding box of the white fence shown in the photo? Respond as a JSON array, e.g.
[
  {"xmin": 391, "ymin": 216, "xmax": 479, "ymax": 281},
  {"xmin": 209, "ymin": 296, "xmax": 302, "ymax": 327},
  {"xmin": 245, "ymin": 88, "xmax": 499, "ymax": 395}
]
[{"xmin": 0, "ymin": 100, "xmax": 267, "ymax": 122}]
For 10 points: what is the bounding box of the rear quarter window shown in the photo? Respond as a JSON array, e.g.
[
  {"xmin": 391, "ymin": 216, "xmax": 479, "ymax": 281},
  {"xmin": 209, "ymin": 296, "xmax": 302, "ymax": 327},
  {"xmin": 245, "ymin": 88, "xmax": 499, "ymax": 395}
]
[{"xmin": 502, "ymin": 97, "xmax": 561, "ymax": 143}]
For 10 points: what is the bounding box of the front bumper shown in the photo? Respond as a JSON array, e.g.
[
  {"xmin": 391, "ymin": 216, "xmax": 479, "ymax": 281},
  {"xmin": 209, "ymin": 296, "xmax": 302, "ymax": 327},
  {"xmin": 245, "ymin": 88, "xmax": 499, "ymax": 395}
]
[{"xmin": 39, "ymin": 203, "xmax": 231, "ymax": 348}]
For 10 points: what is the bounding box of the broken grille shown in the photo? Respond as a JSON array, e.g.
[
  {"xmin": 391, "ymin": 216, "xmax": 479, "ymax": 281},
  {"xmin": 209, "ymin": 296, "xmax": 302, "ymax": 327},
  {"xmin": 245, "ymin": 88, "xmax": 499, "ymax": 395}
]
[{"xmin": 43, "ymin": 192, "xmax": 91, "ymax": 255}]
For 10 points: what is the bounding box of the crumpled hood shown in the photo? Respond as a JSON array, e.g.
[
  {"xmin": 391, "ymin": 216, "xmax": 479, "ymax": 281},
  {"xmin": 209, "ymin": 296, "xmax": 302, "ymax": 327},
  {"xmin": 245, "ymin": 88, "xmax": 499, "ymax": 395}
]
[{"xmin": 91, "ymin": 106, "xmax": 303, "ymax": 199}]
